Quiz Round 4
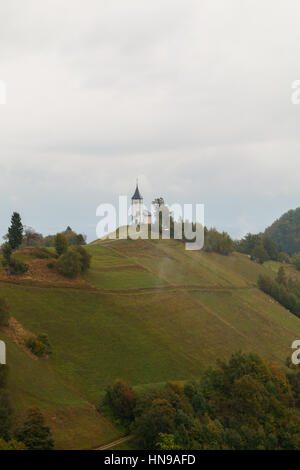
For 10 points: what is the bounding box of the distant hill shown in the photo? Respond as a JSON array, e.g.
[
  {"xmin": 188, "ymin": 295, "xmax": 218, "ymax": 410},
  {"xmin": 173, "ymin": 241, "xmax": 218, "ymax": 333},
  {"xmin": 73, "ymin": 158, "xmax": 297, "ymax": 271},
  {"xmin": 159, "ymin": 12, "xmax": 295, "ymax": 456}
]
[
  {"xmin": 1, "ymin": 239, "xmax": 300, "ymax": 448},
  {"xmin": 265, "ymin": 207, "xmax": 300, "ymax": 255}
]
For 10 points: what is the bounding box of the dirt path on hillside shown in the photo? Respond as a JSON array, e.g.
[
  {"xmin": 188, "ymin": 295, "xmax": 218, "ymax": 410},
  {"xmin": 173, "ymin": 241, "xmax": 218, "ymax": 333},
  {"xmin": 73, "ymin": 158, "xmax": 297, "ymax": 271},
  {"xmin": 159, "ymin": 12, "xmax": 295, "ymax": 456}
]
[{"xmin": 95, "ymin": 435, "xmax": 132, "ymax": 450}]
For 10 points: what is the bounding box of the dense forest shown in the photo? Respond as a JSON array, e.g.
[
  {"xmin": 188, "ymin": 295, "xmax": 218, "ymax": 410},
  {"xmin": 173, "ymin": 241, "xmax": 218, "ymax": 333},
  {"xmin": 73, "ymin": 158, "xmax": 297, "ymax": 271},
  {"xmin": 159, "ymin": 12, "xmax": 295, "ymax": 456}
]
[{"xmin": 265, "ymin": 208, "xmax": 300, "ymax": 255}]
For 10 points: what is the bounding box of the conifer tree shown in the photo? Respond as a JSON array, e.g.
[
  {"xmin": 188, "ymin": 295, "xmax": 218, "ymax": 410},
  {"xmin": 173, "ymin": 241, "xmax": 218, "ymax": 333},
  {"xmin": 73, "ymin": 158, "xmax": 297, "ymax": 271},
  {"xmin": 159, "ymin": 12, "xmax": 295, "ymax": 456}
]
[{"xmin": 7, "ymin": 212, "xmax": 23, "ymax": 250}]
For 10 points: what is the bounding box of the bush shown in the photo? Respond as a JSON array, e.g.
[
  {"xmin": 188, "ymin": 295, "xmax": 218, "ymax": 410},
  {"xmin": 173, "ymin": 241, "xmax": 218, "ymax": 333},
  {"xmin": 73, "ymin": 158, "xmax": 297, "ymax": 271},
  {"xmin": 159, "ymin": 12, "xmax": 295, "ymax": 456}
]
[
  {"xmin": 46, "ymin": 260, "xmax": 57, "ymax": 270},
  {"xmin": 14, "ymin": 407, "xmax": 54, "ymax": 450},
  {"xmin": 54, "ymin": 233, "xmax": 68, "ymax": 256},
  {"xmin": 1, "ymin": 242, "xmax": 12, "ymax": 267},
  {"xmin": 8, "ymin": 258, "xmax": 28, "ymax": 275},
  {"xmin": 0, "ymin": 439, "xmax": 26, "ymax": 450},
  {"xmin": 72, "ymin": 246, "xmax": 91, "ymax": 273},
  {"xmin": 57, "ymin": 248, "xmax": 82, "ymax": 278},
  {"xmin": 26, "ymin": 334, "xmax": 52, "ymax": 357},
  {"xmin": 37, "ymin": 334, "xmax": 52, "ymax": 355},
  {"xmin": 0, "ymin": 298, "xmax": 9, "ymax": 326}
]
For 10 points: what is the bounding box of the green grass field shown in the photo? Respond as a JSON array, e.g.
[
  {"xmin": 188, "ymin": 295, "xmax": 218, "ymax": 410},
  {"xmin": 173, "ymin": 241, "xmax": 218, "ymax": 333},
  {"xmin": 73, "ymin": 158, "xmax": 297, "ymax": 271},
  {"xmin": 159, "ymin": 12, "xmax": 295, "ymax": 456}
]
[{"xmin": 0, "ymin": 238, "xmax": 299, "ymax": 448}]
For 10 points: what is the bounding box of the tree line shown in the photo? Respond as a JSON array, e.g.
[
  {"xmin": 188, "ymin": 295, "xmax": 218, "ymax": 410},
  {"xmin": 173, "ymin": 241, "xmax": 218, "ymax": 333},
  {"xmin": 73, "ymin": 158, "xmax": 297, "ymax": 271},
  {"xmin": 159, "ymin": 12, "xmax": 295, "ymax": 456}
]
[
  {"xmin": 101, "ymin": 352, "xmax": 300, "ymax": 450},
  {"xmin": 257, "ymin": 266, "xmax": 300, "ymax": 317}
]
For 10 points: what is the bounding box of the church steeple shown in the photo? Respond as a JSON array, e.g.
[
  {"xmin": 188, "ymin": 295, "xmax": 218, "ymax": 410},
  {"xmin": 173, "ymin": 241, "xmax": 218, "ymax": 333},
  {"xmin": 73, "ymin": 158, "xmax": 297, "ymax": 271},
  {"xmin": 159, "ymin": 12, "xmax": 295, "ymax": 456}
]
[
  {"xmin": 130, "ymin": 180, "xmax": 151, "ymax": 225},
  {"xmin": 131, "ymin": 179, "xmax": 143, "ymax": 200}
]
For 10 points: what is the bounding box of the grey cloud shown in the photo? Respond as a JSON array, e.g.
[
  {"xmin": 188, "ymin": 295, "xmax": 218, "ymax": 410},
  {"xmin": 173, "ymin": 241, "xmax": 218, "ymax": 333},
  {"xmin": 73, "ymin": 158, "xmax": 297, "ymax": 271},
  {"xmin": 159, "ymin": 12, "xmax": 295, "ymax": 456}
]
[{"xmin": 0, "ymin": 0, "xmax": 299, "ymax": 242}]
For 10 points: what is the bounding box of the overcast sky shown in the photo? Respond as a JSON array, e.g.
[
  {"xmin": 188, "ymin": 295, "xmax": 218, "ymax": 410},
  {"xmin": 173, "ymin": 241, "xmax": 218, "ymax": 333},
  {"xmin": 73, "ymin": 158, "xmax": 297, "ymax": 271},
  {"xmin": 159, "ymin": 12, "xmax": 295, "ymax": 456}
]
[{"xmin": 0, "ymin": 0, "xmax": 299, "ymax": 241}]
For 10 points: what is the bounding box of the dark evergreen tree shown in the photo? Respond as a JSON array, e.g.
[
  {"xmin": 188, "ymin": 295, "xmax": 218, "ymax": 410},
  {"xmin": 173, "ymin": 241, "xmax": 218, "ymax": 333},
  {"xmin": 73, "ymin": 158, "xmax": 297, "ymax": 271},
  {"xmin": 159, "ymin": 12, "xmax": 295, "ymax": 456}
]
[{"xmin": 7, "ymin": 212, "xmax": 23, "ymax": 250}]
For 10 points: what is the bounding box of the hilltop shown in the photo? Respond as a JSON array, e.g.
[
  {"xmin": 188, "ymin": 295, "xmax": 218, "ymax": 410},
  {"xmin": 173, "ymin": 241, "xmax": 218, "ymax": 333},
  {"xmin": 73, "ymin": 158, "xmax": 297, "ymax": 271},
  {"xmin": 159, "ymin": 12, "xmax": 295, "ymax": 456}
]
[{"xmin": 0, "ymin": 237, "xmax": 300, "ymax": 448}]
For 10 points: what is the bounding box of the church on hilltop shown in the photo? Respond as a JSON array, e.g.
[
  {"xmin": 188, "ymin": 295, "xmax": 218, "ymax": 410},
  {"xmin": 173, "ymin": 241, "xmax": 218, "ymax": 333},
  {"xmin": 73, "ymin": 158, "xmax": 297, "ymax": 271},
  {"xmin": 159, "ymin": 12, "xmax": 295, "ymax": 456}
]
[{"xmin": 131, "ymin": 181, "xmax": 152, "ymax": 225}]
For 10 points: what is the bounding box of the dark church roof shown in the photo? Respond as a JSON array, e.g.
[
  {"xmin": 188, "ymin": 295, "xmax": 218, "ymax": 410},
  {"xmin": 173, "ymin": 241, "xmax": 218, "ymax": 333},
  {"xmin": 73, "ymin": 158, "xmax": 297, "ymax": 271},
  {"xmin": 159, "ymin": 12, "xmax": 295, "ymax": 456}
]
[{"xmin": 132, "ymin": 184, "xmax": 143, "ymax": 200}]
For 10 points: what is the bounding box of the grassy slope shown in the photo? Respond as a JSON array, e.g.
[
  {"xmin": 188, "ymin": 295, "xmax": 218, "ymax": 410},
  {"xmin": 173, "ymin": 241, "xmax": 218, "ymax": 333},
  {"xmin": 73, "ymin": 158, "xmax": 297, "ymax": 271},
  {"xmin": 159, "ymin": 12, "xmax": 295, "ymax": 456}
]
[{"xmin": 0, "ymin": 238, "xmax": 299, "ymax": 448}]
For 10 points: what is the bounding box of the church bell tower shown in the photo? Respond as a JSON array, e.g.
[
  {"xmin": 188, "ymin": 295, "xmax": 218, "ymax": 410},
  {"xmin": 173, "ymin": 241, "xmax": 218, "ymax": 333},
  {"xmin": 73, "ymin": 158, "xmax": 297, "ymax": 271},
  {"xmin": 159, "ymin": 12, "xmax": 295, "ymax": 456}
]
[{"xmin": 131, "ymin": 180, "xmax": 143, "ymax": 225}]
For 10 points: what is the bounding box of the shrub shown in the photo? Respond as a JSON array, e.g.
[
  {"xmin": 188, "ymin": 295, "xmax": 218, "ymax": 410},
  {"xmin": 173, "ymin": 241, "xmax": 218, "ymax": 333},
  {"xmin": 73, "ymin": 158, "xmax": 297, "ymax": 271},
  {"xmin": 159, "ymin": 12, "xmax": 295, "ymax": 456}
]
[
  {"xmin": 8, "ymin": 258, "xmax": 28, "ymax": 275},
  {"xmin": 54, "ymin": 233, "xmax": 68, "ymax": 256},
  {"xmin": 1, "ymin": 242, "xmax": 12, "ymax": 267},
  {"xmin": 37, "ymin": 334, "xmax": 52, "ymax": 355},
  {"xmin": 72, "ymin": 246, "xmax": 91, "ymax": 273},
  {"xmin": 46, "ymin": 260, "xmax": 57, "ymax": 270},
  {"xmin": 26, "ymin": 334, "xmax": 51, "ymax": 357},
  {"xmin": 57, "ymin": 248, "xmax": 82, "ymax": 278},
  {"xmin": 0, "ymin": 439, "xmax": 26, "ymax": 450},
  {"xmin": 14, "ymin": 407, "xmax": 54, "ymax": 450}
]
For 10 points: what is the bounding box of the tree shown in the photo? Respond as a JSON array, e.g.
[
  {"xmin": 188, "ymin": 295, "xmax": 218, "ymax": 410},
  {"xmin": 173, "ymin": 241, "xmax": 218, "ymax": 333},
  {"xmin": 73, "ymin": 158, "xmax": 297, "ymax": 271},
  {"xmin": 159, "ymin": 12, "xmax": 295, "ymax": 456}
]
[
  {"xmin": 262, "ymin": 235, "xmax": 279, "ymax": 261},
  {"xmin": 152, "ymin": 197, "xmax": 172, "ymax": 236},
  {"xmin": 14, "ymin": 407, "xmax": 54, "ymax": 450},
  {"xmin": 22, "ymin": 227, "xmax": 43, "ymax": 247},
  {"xmin": 292, "ymin": 253, "xmax": 300, "ymax": 271},
  {"xmin": 104, "ymin": 379, "xmax": 136, "ymax": 423},
  {"xmin": 57, "ymin": 248, "xmax": 81, "ymax": 277},
  {"xmin": 7, "ymin": 212, "xmax": 23, "ymax": 250},
  {"xmin": 251, "ymin": 244, "xmax": 269, "ymax": 264},
  {"xmin": 54, "ymin": 233, "xmax": 68, "ymax": 256},
  {"xmin": 63, "ymin": 227, "xmax": 86, "ymax": 246},
  {"xmin": 276, "ymin": 266, "xmax": 286, "ymax": 285},
  {"xmin": 204, "ymin": 228, "xmax": 234, "ymax": 255},
  {"xmin": 1, "ymin": 242, "xmax": 12, "ymax": 267},
  {"xmin": 134, "ymin": 399, "xmax": 176, "ymax": 448},
  {"xmin": 152, "ymin": 197, "xmax": 165, "ymax": 208},
  {"xmin": 235, "ymin": 233, "xmax": 262, "ymax": 254}
]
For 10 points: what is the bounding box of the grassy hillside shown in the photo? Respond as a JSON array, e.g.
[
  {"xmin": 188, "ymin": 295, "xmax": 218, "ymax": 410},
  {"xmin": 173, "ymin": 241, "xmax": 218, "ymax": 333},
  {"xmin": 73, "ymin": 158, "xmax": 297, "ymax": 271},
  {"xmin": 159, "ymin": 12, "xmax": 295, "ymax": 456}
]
[{"xmin": 0, "ymin": 238, "xmax": 299, "ymax": 448}]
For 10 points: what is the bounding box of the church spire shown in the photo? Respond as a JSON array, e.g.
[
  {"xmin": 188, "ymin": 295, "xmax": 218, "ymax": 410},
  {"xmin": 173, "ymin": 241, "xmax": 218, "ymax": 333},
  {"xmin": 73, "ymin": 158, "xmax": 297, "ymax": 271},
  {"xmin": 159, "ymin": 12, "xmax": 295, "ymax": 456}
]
[{"xmin": 132, "ymin": 180, "xmax": 143, "ymax": 200}]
